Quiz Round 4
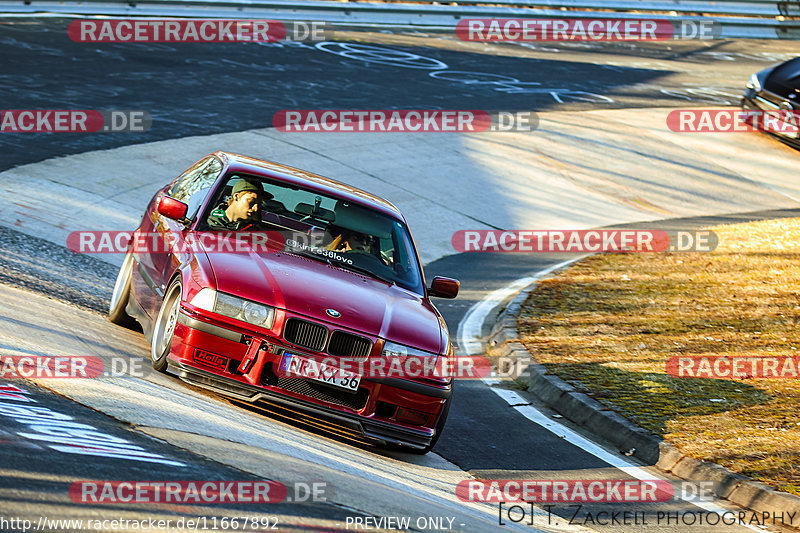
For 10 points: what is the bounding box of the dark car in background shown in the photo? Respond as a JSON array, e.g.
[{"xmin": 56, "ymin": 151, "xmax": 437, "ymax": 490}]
[
  {"xmin": 742, "ymin": 56, "xmax": 800, "ymax": 148},
  {"xmin": 108, "ymin": 151, "xmax": 460, "ymax": 453}
]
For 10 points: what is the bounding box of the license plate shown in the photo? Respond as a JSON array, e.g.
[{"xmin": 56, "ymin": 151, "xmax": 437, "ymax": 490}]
[{"xmin": 279, "ymin": 352, "xmax": 361, "ymax": 393}]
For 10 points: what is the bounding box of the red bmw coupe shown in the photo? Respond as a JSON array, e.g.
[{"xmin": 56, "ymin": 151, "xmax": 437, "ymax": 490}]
[{"xmin": 109, "ymin": 152, "xmax": 460, "ymax": 453}]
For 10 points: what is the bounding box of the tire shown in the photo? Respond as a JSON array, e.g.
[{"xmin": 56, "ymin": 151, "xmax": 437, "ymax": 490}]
[
  {"xmin": 108, "ymin": 251, "xmax": 135, "ymax": 326},
  {"xmin": 151, "ymin": 279, "xmax": 182, "ymax": 373}
]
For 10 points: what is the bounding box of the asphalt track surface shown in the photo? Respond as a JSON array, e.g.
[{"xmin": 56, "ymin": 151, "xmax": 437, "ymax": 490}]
[
  {"xmin": 2, "ymin": 15, "xmax": 800, "ymax": 533},
  {"xmin": 2, "ymin": 18, "xmax": 798, "ymax": 171}
]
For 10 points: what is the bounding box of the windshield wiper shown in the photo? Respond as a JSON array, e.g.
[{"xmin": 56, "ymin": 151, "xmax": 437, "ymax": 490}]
[
  {"xmin": 286, "ymin": 248, "xmax": 332, "ymax": 266},
  {"xmin": 336, "ymin": 262, "xmax": 395, "ymax": 285},
  {"xmin": 286, "ymin": 246, "xmax": 394, "ymax": 284}
]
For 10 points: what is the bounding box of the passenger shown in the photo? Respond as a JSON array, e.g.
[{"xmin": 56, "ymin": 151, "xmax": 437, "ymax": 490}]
[
  {"xmin": 207, "ymin": 178, "xmax": 266, "ymax": 230},
  {"xmin": 329, "ymin": 230, "xmax": 374, "ymax": 254}
]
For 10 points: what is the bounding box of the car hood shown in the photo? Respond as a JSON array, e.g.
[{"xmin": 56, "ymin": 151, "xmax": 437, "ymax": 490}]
[
  {"xmin": 202, "ymin": 248, "xmax": 442, "ymax": 353},
  {"xmin": 764, "ymin": 57, "xmax": 800, "ymax": 96}
]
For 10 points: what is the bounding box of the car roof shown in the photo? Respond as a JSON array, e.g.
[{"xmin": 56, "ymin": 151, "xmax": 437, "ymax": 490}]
[{"xmin": 212, "ymin": 151, "xmax": 406, "ymax": 222}]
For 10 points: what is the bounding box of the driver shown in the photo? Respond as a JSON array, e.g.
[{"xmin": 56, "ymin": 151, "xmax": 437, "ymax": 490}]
[
  {"xmin": 207, "ymin": 178, "xmax": 267, "ymax": 230},
  {"xmin": 329, "ymin": 230, "xmax": 373, "ymax": 254}
]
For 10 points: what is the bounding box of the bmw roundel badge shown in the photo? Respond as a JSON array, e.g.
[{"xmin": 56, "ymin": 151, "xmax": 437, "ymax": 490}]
[{"xmin": 326, "ymin": 309, "xmax": 341, "ymax": 318}]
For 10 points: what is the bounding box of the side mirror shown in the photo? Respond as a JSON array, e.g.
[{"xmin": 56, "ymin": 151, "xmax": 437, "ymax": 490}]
[
  {"xmin": 429, "ymin": 276, "xmax": 459, "ymax": 299},
  {"xmin": 157, "ymin": 196, "xmax": 189, "ymax": 223}
]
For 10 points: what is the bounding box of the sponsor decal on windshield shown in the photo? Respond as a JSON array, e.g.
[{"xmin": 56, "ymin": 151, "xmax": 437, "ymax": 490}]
[{"xmin": 285, "ymin": 238, "xmax": 354, "ymax": 265}]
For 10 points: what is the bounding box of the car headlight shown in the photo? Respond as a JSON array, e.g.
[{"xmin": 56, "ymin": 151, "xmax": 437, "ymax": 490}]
[
  {"xmin": 382, "ymin": 340, "xmax": 451, "ymax": 382},
  {"xmin": 382, "ymin": 340, "xmax": 438, "ymax": 359},
  {"xmin": 191, "ymin": 288, "xmax": 275, "ymax": 328},
  {"xmin": 747, "ymin": 73, "xmax": 761, "ymax": 92}
]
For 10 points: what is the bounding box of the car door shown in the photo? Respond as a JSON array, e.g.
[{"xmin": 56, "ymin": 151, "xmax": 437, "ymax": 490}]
[{"xmin": 137, "ymin": 156, "xmax": 223, "ymax": 316}]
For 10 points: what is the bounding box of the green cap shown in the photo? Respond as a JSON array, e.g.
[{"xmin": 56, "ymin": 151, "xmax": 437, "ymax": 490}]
[{"xmin": 231, "ymin": 177, "xmax": 261, "ymax": 196}]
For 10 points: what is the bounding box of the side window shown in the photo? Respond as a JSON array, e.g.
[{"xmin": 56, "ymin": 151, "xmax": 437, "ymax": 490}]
[{"xmin": 169, "ymin": 157, "xmax": 223, "ymax": 218}]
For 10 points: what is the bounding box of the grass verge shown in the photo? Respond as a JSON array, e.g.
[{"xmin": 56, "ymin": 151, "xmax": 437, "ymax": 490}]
[{"xmin": 517, "ymin": 218, "xmax": 800, "ymax": 495}]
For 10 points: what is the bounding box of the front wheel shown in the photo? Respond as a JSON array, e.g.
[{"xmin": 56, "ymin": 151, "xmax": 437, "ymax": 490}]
[{"xmin": 151, "ymin": 279, "xmax": 182, "ymax": 373}]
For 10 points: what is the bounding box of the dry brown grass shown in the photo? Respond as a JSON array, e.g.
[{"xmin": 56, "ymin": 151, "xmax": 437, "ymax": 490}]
[{"xmin": 517, "ymin": 218, "xmax": 800, "ymax": 494}]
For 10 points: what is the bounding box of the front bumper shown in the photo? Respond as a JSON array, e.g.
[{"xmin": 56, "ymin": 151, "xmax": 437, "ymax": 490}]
[{"xmin": 171, "ymin": 308, "xmax": 451, "ymax": 450}]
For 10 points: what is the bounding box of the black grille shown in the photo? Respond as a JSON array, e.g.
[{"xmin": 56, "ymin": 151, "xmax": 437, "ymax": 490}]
[
  {"xmin": 260, "ymin": 363, "xmax": 368, "ymax": 411},
  {"xmin": 284, "ymin": 318, "xmax": 327, "ymax": 352},
  {"xmin": 328, "ymin": 331, "xmax": 372, "ymax": 359}
]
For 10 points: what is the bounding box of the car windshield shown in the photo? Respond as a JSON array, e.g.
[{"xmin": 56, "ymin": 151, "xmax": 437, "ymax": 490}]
[{"xmin": 197, "ymin": 173, "xmax": 425, "ymax": 294}]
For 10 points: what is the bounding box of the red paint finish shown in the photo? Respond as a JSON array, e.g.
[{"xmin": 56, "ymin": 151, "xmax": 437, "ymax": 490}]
[{"xmin": 126, "ymin": 152, "xmax": 459, "ymax": 451}]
